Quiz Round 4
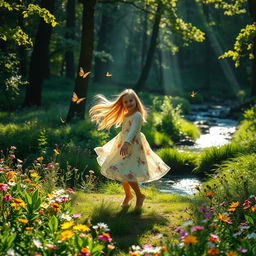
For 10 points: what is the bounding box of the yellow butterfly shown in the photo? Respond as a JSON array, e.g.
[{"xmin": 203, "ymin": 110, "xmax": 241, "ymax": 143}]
[
  {"xmin": 105, "ymin": 72, "xmax": 112, "ymax": 77},
  {"xmin": 72, "ymin": 92, "xmax": 85, "ymax": 104},
  {"xmin": 191, "ymin": 91, "xmax": 197, "ymax": 97},
  {"xmin": 79, "ymin": 67, "xmax": 91, "ymax": 78}
]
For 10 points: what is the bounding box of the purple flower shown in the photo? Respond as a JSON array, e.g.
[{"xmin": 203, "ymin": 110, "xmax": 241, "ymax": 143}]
[
  {"xmin": 47, "ymin": 164, "xmax": 54, "ymax": 168},
  {"xmin": 219, "ymin": 201, "xmax": 226, "ymax": 206},
  {"xmin": 191, "ymin": 226, "xmax": 204, "ymax": 232},
  {"xmin": 174, "ymin": 227, "xmax": 182, "ymax": 233},
  {"xmin": 205, "ymin": 213, "xmax": 212, "ymax": 218},
  {"xmin": 178, "ymin": 230, "xmax": 188, "ymax": 239},
  {"xmin": 199, "ymin": 207, "xmax": 208, "ymax": 212},
  {"xmin": 240, "ymin": 222, "xmax": 249, "ymax": 226},
  {"xmin": 144, "ymin": 244, "xmax": 153, "ymax": 248},
  {"xmin": 3, "ymin": 194, "xmax": 13, "ymax": 201},
  {"xmin": 238, "ymin": 248, "xmax": 247, "ymax": 253},
  {"xmin": 98, "ymin": 233, "xmax": 112, "ymax": 242}
]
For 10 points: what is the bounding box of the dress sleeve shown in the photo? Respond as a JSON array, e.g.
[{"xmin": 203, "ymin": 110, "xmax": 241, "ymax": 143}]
[{"xmin": 125, "ymin": 112, "xmax": 142, "ymax": 143}]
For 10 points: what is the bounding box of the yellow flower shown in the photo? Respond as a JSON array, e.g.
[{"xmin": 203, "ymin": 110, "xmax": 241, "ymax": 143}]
[
  {"xmin": 251, "ymin": 206, "xmax": 256, "ymax": 212},
  {"xmin": 6, "ymin": 171, "xmax": 16, "ymax": 179},
  {"xmin": 225, "ymin": 251, "xmax": 238, "ymax": 256},
  {"xmin": 37, "ymin": 157, "xmax": 44, "ymax": 161},
  {"xmin": 61, "ymin": 221, "xmax": 74, "ymax": 230},
  {"xmin": 11, "ymin": 198, "xmax": 26, "ymax": 208},
  {"xmin": 218, "ymin": 213, "xmax": 231, "ymax": 223},
  {"xmin": 18, "ymin": 218, "xmax": 28, "ymax": 224},
  {"xmin": 130, "ymin": 253, "xmax": 140, "ymax": 256},
  {"xmin": 60, "ymin": 230, "xmax": 74, "ymax": 241},
  {"xmin": 108, "ymin": 244, "xmax": 115, "ymax": 250},
  {"xmin": 230, "ymin": 202, "xmax": 239, "ymax": 208},
  {"xmin": 207, "ymin": 248, "xmax": 220, "ymax": 255},
  {"xmin": 73, "ymin": 224, "xmax": 90, "ymax": 232},
  {"xmin": 53, "ymin": 149, "xmax": 60, "ymax": 155},
  {"xmin": 31, "ymin": 173, "xmax": 38, "ymax": 178},
  {"xmin": 184, "ymin": 235, "xmax": 198, "ymax": 245}
]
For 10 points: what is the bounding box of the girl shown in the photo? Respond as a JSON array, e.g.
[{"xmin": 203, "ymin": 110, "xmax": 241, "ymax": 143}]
[{"xmin": 89, "ymin": 89, "xmax": 170, "ymax": 209}]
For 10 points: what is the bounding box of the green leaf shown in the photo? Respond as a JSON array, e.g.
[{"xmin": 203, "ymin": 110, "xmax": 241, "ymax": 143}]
[{"xmin": 48, "ymin": 215, "xmax": 59, "ymax": 233}]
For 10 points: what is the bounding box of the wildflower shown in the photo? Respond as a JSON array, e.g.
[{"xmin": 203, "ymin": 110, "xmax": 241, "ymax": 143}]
[
  {"xmin": 0, "ymin": 183, "xmax": 8, "ymax": 191},
  {"xmin": 130, "ymin": 253, "xmax": 140, "ymax": 256},
  {"xmin": 3, "ymin": 194, "xmax": 13, "ymax": 201},
  {"xmin": 50, "ymin": 203, "xmax": 60, "ymax": 212},
  {"xmin": 60, "ymin": 230, "xmax": 74, "ymax": 241},
  {"xmin": 66, "ymin": 188, "xmax": 74, "ymax": 194},
  {"xmin": 25, "ymin": 227, "xmax": 34, "ymax": 230},
  {"xmin": 61, "ymin": 221, "xmax": 74, "ymax": 230},
  {"xmin": 227, "ymin": 208, "xmax": 236, "ymax": 212},
  {"xmin": 31, "ymin": 173, "xmax": 39, "ymax": 178},
  {"xmin": 37, "ymin": 157, "xmax": 43, "ymax": 161},
  {"xmin": 239, "ymin": 174, "xmax": 245, "ymax": 178},
  {"xmin": 191, "ymin": 226, "xmax": 204, "ymax": 232},
  {"xmin": 108, "ymin": 244, "xmax": 115, "ymax": 250},
  {"xmin": 9, "ymin": 154, "xmax": 15, "ymax": 159},
  {"xmin": 89, "ymin": 170, "xmax": 94, "ymax": 174},
  {"xmin": 72, "ymin": 214, "xmax": 81, "ymax": 219},
  {"xmin": 205, "ymin": 213, "xmax": 212, "ymax": 218},
  {"xmin": 98, "ymin": 233, "xmax": 112, "ymax": 242},
  {"xmin": 179, "ymin": 230, "xmax": 188, "ymax": 239},
  {"xmin": 6, "ymin": 171, "xmax": 16, "ymax": 179},
  {"xmin": 208, "ymin": 234, "xmax": 220, "ymax": 243},
  {"xmin": 184, "ymin": 235, "xmax": 198, "ymax": 245},
  {"xmin": 218, "ymin": 213, "xmax": 231, "ymax": 223},
  {"xmin": 194, "ymin": 185, "xmax": 200, "ymax": 190},
  {"xmin": 11, "ymin": 198, "xmax": 25, "ymax": 208},
  {"xmin": 251, "ymin": 206, "xmax": 256, "ymax": 212},
  {"xmin": 10, "ymin": 146, "xmax": 16, "ymax": 150},
  {"xmin": 53, "ymin": 149, "xmax": 60, "ymax": 155},
  {"xmin": 225, "ymin": 251, "xmax": 238, "ymax": 256},
  {"xmin": 238, "ymin": 248, "xmax": 247, "ymax": 253},
  {"xmin": 38, "ymin": 210, "xmax": 44, "ymax": 214},
  {"xmin": 24, "ymin": 178, "xmax": 31, "ymax": 183},
  {"xmin": 239, "ymin": 222, "xmax": 248, "ymax": 226},
  {"xmin": 79, "ymin": 248, "xmax": 90, "ymax": 256},
  {"xmin": 33, "ymin": 239, "xmax": 43, "ymax": 248},
  {"xmin": 207, "ymin": 248, "xmax": 220, "ymax": 255},
  {"xmin": 93, "ymin": 222, "xmax": 110, "ymax": 231},
  {"xmin": 46, "ymin": 244, "xmax": 57, "ymax": 249},
  {"xmin": 73, "ymin": 224, "xmax": 90, "ymax": 232},
  {"xmin": 206, "ymin": 192, "xmax": 214, "ymax": 197},
  {"xmin": 230, "ymin": 202, "xmax": 239, "ymax": 208},
  {"xmin": 18, "ymin": 219, "xmax": 29, "ymax": 224},
  {"xmin": 199, "ymin": 207, "xmax": 208, "ymax": 212},
  {"xmin": 243, "ymin": 205, "xmax": 251, "ymax": 210},
  {"xmin": 60, "ymin": 214, "xmax": 72, "ymax": 221},
  {"xmin": 6, "ymin": 249, "xmax": 17, "ymax": 256},
  {"xmin": 174, "ymin": 227, "xmax": 182, "ymax": 233},
  {"xmin": 247, "ymin": 232, "xmax": 256, "ymax": 239}
]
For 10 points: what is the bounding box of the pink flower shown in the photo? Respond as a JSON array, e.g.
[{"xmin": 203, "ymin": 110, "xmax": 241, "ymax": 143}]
[
  {"xmin": 179, "ymin": 230, "xmax": 188, "ymax": 239},
  {"xmin": 174, "ymin": 227, "xmax": 182, "ymax": 233},
  {"xmin": 98, "ymin": 233, "xmax": 112, "ymax": 242},
  {"xmin": 38, "ymin": 210, "xmax": 44, "ymax": 214},
  {"xmin": 238, "ymin": 248, "xmax": 247, "ymax": 253},
  {"xmin": 73, "ymin": 214, "xmax": 81, "ymax": 219},
  {"xmin": 9, "ymin": 154, "xmax": 15, "ymax": 159},
  {"xmin": 46, "ymin": 244, "xmax": 57, "ymax": 249},
  {"xmin": 240, "ymin": 222, "xmax": 248, "ymax": 226},
  {"xmin": 0, "ymin": 183, "xmax": 8, "ymax": 191},
  {"xmin": 89, "ymin": 170, "xmax": 94, "ymax": 174},
  {"xmin": 10, "ymin": 146, "xmax": 16, "ymax": 150},
  {"xmin": 66, "ymin": 188, "xmax": 74, "ymax": 194},
  {"xmin": 191, "ymin": 226, "xmax": 204, "ymax": 232},
  {"xmin": 3, "ymin": 194, "xmax": 13, "ymax": 201},
  {"xmin": 47, "ymin": 164, "xmax": 54, "ymax": 168}
]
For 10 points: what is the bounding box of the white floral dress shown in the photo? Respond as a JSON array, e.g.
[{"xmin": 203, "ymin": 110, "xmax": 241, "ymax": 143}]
[{"xmin": 94, "ymin": 111, "xmax": 171, "ymax": 183}]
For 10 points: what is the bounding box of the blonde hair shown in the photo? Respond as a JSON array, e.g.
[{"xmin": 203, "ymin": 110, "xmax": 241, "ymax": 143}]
[{"xmin": 89, "ymin": 89, "xmax": 147, "ymax": 130}]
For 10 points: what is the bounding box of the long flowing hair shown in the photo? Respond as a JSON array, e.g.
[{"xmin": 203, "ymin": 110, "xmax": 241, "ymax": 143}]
[{"xmin": 89, "ymin": 89, "xmax": 147, "ymax": 130}]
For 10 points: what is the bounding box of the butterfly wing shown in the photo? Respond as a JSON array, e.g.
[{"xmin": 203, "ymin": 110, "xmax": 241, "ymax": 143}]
[
  {"xmin": 191, "ymin": 91, "xmax": 196, "ymax": 97},
  {"xmin": 72, "ymin": 92, "xmax": 78, "ymax": 102},
  {"xmin": 106, "ymin": 72, "xmax": 112, "ymax": 77},
  {"xmin": 76, "ymin": 98, "xmax": 86, "ymax": 104},
  {"xmin": 79, "ymin": 67, "xmax": 84, "ymax": 77},
  {"xmin": 60, "ymin": 117, "xmax": 65, "ymax": 124},
  {"xmin": 82, "ymin": 71, "xmax": 91, "ymax": 78}
]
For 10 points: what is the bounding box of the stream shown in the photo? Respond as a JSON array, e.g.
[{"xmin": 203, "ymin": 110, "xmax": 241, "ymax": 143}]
[{"xmin": 151, "ymin": 103, "xmax": 238, "ymax": 196}]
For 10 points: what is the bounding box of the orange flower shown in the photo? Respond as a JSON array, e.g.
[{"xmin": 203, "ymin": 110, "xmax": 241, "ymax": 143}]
[
  {"xmin": 243, "ymin": 205, "xmax": 251, "ymax": 210},
  {"xmin": 80, "ymin": 248, "xmax": 90, "ymax": 253},
  {"xmin": 107, "ymin": 244, "xmax": 115, "ymax": 250},
  {"xmin": 53, "ymin": 149, "xmax": 60, "ymax": 155},
  {"xmin": 225, "ymin": 251, "xmax": 238, "ymax": 256},
  {"xmin": 206, "ymin": 192, "xmax": 214, "ymax": 197},
  {"xmin": 207, "ymin": 248, "xmax": 220, "ymax": 255},
  {"xmin": 25, "ymin": 227, "xmax": 34, "ymax": 230},
  {"xmin": 11, "ymin": 198, "xmax": 25, "ymax": 208},
  {"xmin": 18, "ymin": 219, "xmax": 28, "ymax": 224},
  {"xmin": 37, "ymin": 157, "xmax": 44, "ymax": 161},
  {"xmin": 227, "ymin": 208, "xmax": 236, "ymax": 212},
  {"xmin": 184, "ymin": 235, "xmax": 198, "ymax": 245},
  {"xmin": 218, "ymin": 213, "xmax": 231, "ymax": 223},
  {"xmin": 24, "ymin": 178, "xmax": 31, "ymax": 183},
  {"xmin": 6, "ymin": 171, "xmax": 16, "ymax": 179},
  {"xmin": 251, "ymin": 206, "xmax": 256, "ymax": 212},
  {"xmin": 130, "ymin": 253, "xmax": 140, "ymax": 256},
  {"xmin": 230, "ymin": 202, "xmax": 239, "ymax": 208}
]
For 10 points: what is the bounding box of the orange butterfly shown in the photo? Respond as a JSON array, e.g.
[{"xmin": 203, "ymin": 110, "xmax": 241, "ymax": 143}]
[
  {"xmin": 105, "ymin": 72, "xmax": 112, "ymax": 77},
  {"xmin": 79, "ymin": 67, "xmax": 91, "ymax": 78},
  {"xmin": 72, "ymin": 92, "xmax": 85, "ymax": 104},
  {"xmin": 191, "ymin": 91, "xmax": 197, "ymax": 97}
]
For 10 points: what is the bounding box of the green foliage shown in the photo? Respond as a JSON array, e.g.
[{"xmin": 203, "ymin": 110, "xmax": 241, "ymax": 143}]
[
  {"xmin": 157, "ymin": 147, "xmax": 197, "ymax": 173},
  {"xmin": 0, "ymin": 51, "xmax": 27, "ymax": 108},
  {"xmin": 194, "ymin": 143, "xmax": 244, "ymax": 174},
  {"xmin": 0, "ymin": 0, "xmax": 57, "ymax": 46}
]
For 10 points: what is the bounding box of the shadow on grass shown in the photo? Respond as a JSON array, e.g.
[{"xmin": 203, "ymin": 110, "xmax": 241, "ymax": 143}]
[{"xmin": 88, "ymin": 200, "xmax": 169, "ymax": 252}]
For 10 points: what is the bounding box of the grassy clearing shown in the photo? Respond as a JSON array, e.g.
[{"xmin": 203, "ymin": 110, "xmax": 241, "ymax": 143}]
[{"xmin": 71, "ymin": 184, "xmax": 191, "ymax": 254}]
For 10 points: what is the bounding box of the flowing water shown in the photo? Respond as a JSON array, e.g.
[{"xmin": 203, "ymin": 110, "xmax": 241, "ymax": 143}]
[{"xmin": 152, "ymin": 103, "xmax": 238, "ymax": 196}]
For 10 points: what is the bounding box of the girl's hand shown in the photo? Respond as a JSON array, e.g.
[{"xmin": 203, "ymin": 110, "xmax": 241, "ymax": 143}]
[{"xmin": 120, "ymin": 142, "xmax": 130, "ymax": 156}]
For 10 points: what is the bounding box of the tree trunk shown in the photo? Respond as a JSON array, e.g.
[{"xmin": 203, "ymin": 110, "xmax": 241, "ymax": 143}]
[
  {"xmin": 65, "ymin": 0, "xmax": 76, "ymax": 79},
  {"xmin": 94, "ymin": 4, "xmax": 116, "ymax": 82},
  {"xmin": 23, "ymin": 0, "xmax": 56, "ymax": 107},
  {"xmin": 134, "ymin": 2, "xmax": 162, "ymax": 91},
  {"xmin": 66, "ymin": 0, "xmax": 96, "ymax": 122},
  {"xmin": 141, "ymin": 9, "xmax": 148, "ymax": 68},
  {"xmin": 248, "ymin": 0, "xmax": 256, "ymax": 96}
]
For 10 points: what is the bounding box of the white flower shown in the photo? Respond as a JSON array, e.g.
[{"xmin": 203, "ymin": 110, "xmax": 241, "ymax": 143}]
[
  {"xmin": 183, "ymin": 220, "xmax": 193, "ymax": 226},
  {"xmin": 6, "ymin": 249, "xmax": 17, "ymax": 256},
  {"xmin": 142, "ymin": 246, "xmax": 162, "ymax": 254},
  {"xmin": 240, "ymin": 226, "xmax": 250, "ymax": 230},
  {"xmin": 207, "ymin": 242, "xmax": 216, "ymax": 248},
  {"xmin": 60, "ymin": 214, "xmax": 72, "ymax": 221},
  {"xmin": 96, "ymin": 222, "xmax": 110, "ymax": 231},
  {"xmin": 8, "ymin": 181, "xmax": 16, "ymax": 186},
  {"xmin": 33, "ymin": 239, "xmax": 43, "ymax": 248},
  {"xmin": 233, "ymin": 232, "xmax": 242, "ymax": 237}
]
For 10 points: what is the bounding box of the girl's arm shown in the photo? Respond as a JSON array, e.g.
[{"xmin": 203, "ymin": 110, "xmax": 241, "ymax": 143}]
[{"xmin": 125, "ymin": 112, "xmax": 142, "ymax": 144}]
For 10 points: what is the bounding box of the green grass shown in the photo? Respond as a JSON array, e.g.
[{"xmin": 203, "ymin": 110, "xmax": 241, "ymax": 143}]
[
  {"xmin": 71, "ymin": 187, "xmax": 191, "ymax": 254},
  {"xmin": 157, "ymin": 147, "xmax": 197, "ymax": 174}
]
